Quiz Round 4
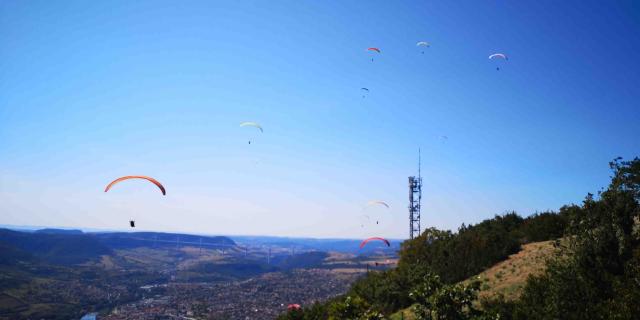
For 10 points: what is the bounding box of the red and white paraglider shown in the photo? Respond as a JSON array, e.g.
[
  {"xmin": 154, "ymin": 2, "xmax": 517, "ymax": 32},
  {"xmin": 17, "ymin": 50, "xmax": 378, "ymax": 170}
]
[
  {"xmin": 359, "ymin": 237, "xmax": 391, "ymax": 249},
  {"xmin": 367, "ymin": 47, "xmax": 381, "ymax": 61}
]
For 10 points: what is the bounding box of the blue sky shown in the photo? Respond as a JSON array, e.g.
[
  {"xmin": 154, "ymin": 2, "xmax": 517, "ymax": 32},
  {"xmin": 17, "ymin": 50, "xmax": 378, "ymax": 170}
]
[{"xmin": 1, "ymin": 1, "xmax": 639, "ymax": 239}]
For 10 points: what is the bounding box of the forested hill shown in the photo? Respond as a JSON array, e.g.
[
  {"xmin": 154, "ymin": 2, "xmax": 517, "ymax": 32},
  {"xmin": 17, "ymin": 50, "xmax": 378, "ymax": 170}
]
[
  {"xmin": 0, "ymin": 229, "xmax": 237, "ymax": 266},
  {"xmin": 279, "ymin": 157, "xmax": 640, "ymax": 320},
  {"xmin": 34, "ymin": 228, "xmax": 84, "ymax": 235},
  {"xmin": 0, "ymin": 228, "xmax": 111, "ymax": 265},
  {"xmin": 93, "ymin": 231, "xmax": 236, "ymax": 249}
]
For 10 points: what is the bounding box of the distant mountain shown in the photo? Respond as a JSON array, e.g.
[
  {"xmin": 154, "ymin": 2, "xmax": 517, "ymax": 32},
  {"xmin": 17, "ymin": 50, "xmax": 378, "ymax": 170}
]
[
  {"xmin": 0, "ymin": 228, "xmax": 111, "ymax": 265},
  {"xmin": 35, "ymin": 228, "xmax": 84, "ymax": 235},
  {"xmin": 0, "ymin": 229, "xmax": 236, "ymax": 266},
  {"xmin": 93, "ymin": 231, "xmax": 236, "ymax": 250}
]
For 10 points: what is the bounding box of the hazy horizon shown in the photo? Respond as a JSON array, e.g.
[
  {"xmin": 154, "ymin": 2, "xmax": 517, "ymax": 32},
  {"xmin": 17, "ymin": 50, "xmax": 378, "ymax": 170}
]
[{"xmin": 0, "ymin": 222, "xmax": 407, "ymax": 241}]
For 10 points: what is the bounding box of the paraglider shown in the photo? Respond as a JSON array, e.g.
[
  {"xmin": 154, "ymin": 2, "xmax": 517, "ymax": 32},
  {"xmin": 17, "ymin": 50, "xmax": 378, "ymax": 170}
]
[
  {"xmin": 489, "ymin": 53, "xmax": 507, "ymax": 60},
  {"xmin": 104, "ymin": 176, "xmax": 166, "ymax": 195},
  {"xmin": 240, "ymin": 122, "xmax": 263, "ymax": 144},
  {"xmin": 105, "ymin": 176, "xmax": 165, "ymax": 228},
  {"xmin": 366, "ymin": 200, "xmax": 389, "ymax": 224},
  {"xmin": 367, "ymin": 47, "xmax": 381, "ymax": 61},
  {"xmin": 489, "ymin": 53, "xmax": 508, "ymax": 70},
  {"xmin": 416, "ymin": 41, "xmax": 430, "ymax": 54},
  {"xmin": 359, "ymin": 237, "xmax": 391, "ymax": 249},
  {"xmin": 240, "ymin": 122, "xmax": 263, "ymax": 132},
  {"xmin": 361, "ymin": 87, "xmax": 369, "ymax": 98},
  {"xmin": 366, "ymin": 200, "xmax": 389, "ymax": 208}
]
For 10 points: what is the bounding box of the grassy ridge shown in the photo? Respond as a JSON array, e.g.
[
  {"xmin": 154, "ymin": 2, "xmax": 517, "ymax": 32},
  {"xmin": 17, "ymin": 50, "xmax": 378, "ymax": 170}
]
[
  {"xmin": 389, "ymin": 240, "xmax": 556, "ymax": 319},
  {"xmin": 472, "ymin": 240, "xmax": 555, "ymax": 301}
]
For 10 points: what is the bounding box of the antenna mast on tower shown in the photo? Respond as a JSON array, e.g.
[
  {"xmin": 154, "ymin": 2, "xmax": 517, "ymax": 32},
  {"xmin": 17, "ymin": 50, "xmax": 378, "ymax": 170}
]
[{"xmin": 409, "ymin": 149, "xmax": 422, "ymax": 239}]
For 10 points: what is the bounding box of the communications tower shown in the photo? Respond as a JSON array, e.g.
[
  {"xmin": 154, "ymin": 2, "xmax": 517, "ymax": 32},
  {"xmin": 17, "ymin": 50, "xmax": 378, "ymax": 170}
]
[{"xmin": 409, "ymin": 149, "xmax": 422, "ymax": 239}]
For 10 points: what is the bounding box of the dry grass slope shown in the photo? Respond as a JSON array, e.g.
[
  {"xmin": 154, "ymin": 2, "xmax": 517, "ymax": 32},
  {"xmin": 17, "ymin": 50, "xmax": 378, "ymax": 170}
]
[
  {"xmin": 390, "ymin": 240, "xmax": 556, "ymax": 319},
  {"xmin": 471, "ymin": 240, "xmax": 555, "ymax": 301}
]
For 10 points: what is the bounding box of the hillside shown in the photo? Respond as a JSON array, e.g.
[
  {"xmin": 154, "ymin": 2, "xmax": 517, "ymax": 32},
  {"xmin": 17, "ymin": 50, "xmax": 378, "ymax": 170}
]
[
  {"xmin": 0, "ymin": 228, "xmax": 389, "ymax": 319},
  {"xmin": 472, "ymin": 240, "xmax": 556, "ymax": 301},
  {"xmin": 389, "ymin": 240, "xmax": 556, "ymax": 320},
  {"xmin": 0, "ymin": 229, "xmax": 111, "ymax": 265}
]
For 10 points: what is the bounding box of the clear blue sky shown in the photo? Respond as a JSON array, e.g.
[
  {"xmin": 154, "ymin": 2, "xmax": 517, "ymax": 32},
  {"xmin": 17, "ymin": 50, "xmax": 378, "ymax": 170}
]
[{"xmin": 1, "ymin": 1, "xmax": 639, "ymax": 239}]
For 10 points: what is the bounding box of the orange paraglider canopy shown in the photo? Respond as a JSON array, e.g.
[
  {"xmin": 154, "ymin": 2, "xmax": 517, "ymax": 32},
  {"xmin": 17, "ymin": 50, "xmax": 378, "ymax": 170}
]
[
  {"xmin": 359, "ymin": 237, "xmax": 390, "ymax": 249},
  {"xmin": 104, "ymin": 176, "xmax": 166, "ymax": 195},
  {"xmin": 367, "ymin": 47, "xmax": 381, "ymax": 53}
]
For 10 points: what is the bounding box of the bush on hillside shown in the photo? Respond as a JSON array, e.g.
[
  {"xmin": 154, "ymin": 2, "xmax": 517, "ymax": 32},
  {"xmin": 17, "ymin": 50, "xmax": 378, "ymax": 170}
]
[
  {"xmin": 510, "ymin": 158, "xmax": 640, "ymax": 320},
  {"xmin": 518, "ymin": 211, "xmax": 568, "ymax": 243},
  {"xmin": 410, "ymin": 271, "xmax": 504, "ymax": 320},
  {"xmin": 400, "ymin": 212, "xmax": 525, "ymax": 284}
]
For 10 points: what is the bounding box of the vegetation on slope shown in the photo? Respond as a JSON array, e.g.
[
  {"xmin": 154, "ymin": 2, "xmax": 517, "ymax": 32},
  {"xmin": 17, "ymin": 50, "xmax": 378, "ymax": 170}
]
[
  {"xmin": 472, "ymin": 240, "xmax": 556, "ymax": 301},
  {"xmin": 278, "ymin": 211, "xmax": 567, "ymax": 319},
  {"xmin": 0, "ymin": 229, "xmax": 111, "ymax": 265},
  {"xmin": 388, "ymin": 240, "xmax": 556, "ymax": 319},
  {"xmin": 279, "ymin": 157, "xmax": 640, "ymax": 320},
  {"xmin": 501, "ymin": 157, "xmax": 640, "ymax": 320}
]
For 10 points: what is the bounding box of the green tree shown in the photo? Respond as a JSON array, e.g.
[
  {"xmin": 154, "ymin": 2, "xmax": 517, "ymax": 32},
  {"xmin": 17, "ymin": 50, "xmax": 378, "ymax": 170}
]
[
  {"xmin": 400, "ymin": 213, "xmax": 526, "ymax": 285},
  {"xmin": 327, "ymin": 295, "xmax": 384, "ymax": 320},
  {"xmin": 410, "ymin": 271, "xmax": 492, "ymax": 320},
  {"xmin": 516, "ymin": 157, "xmax": 640, "ymax": 319}
]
